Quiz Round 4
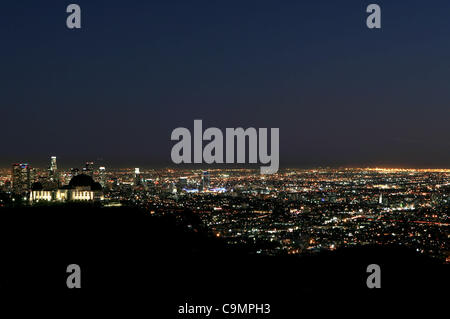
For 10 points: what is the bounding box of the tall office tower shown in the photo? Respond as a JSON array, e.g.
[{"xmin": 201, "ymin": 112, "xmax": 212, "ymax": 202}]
[
  {"xmin": 134, "ymin": 168, "xmax": 142, "ymax": 186},
  {"xmin": 201, "ymin": 171, "xmax": 210, "ymax": 191},
  {"xmin": 30, "ymin": 167, "xmax": 37, "ymax": 185},
  {"xmin": 83, "ymin": 161, "xmax": 94, "ymax": 177},
  {"xmin": 12, "ymin": 163, "xmax": 31, "ymax": 194},
  {"xmin": 99, "ymin": 166, "xmax": 106, "ymax": 187},
  {"xmin": 48, "ymin": 156, "xmax": 59, "ymax": 185},
  {"xmin": 50, "ymin": 156, "xmax": 57, "ymax": 172}
]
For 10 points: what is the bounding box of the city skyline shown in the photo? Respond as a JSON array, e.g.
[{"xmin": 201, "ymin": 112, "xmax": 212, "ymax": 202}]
[
  {"xmin": 2, "ymin": 154, "xmax": 448, "ymax": 263},
  {"xmin": 4, "ymin": 152, "xmax": 450, "ymax": 171}
]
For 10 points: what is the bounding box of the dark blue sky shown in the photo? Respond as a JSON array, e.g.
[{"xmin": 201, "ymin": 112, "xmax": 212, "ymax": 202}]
[{"xmin": 1, "ymin": 0, "xmax": 449, "ymax": 168}]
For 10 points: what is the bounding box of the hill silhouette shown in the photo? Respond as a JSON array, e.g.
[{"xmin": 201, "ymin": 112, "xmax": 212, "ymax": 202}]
[{"xmin": 0, "ymin": 204, "xmax": 447, "ymax": 315}]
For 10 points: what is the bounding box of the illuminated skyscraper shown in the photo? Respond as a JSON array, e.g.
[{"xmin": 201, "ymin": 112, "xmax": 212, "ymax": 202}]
[
  {"xmin": 83, "ymin": 161, "xmax": 94, "ymax": 177},
  {"xmin": 48, "ymin": 156, "xmax": 59, "ymax": 185},
  {"xmin": 50, "ymin": 156, "xmax": 57, "ymax": 171},
  {"xmin": 12, "ymin": 163, "xmax": 31, "ymax": 194},
  {"xmin": 201, "ymin": 171, "xmax": 210, "ymax": 191},
  {"xmin": 99, "ymin": 166, "xmax": 106, "ymax": 187},
  {"xmin": 134, "ymin": 168, "xmax": 142, "ymax": 186}
]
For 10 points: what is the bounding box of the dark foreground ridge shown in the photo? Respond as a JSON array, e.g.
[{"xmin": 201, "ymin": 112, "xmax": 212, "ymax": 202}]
[{"xmin": 0, "ymin": 204, "xmax": 447, "ymax": 315}]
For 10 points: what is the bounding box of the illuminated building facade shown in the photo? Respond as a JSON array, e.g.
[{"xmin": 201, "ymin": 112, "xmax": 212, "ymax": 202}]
[
  {"xmin": 99, "ymin": 166, "xmax": 106, "ymax": 187},
  {"xmin": 201, "ymin": 171, "xmax": 210, "ymax": 191},
  {"xmin": 30, "ymin": 174, "xmax": 103, "ymax": 203},
  {"xmin": 48, "ymin": 156, "xmax": 59, "ymax": 184},
  {"xmin": 134, "ymin": 168, "xmax": 142, "ymax": 186},
  {"xmin": 12, "ymin": 163, "xmax": 32, "ymax": 194},
  {"xmin": 83, "ymin": 161, "xmax": 94, "ymax": 177}
]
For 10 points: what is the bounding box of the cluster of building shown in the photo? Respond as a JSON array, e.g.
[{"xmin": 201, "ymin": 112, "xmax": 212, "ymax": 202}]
[
  {"xmin": 0, "ymin": 161, "xmax": 449, "ymax": 262},
  {"xmin": 114, "ymin": 167, "xmax": 449, "ymax": 262},
  {"xmin": 7, "ymin": 157, "xmax": 105, "ymax": 203}
]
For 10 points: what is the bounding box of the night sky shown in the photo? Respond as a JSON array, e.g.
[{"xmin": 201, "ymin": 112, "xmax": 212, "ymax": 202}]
[{"xmin": 1, "ymin": 0, "xmax": 450, "ymax": 168}]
